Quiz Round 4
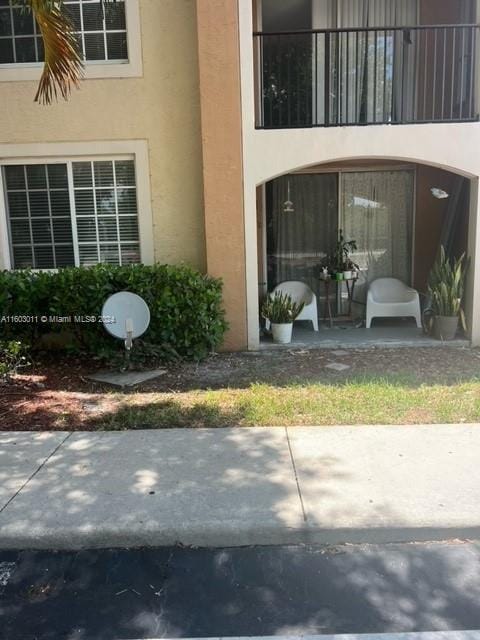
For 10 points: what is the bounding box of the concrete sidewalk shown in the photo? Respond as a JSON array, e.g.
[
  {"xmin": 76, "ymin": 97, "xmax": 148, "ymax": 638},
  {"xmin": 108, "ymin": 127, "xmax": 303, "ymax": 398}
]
[{"xmin": 0, "ymin": 425, "xmax": 479, "ymax": 549}]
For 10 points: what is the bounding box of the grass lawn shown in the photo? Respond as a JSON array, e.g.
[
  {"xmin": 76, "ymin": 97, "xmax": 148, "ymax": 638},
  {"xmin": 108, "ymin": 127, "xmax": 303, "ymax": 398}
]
[
  {"xmin": 96, "ymin": 378, "xmax": 480, "ymax": 429},
  {"xmin": 2, "ymin": 346, "xmax": 480, "ymax": 430}
]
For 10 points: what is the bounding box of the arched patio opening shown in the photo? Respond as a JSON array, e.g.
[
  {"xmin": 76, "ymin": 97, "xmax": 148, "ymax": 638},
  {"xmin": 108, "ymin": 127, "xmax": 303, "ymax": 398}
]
[{"xmin": 256, "ymin": 158, "xmax": 474, "ymax": 347}]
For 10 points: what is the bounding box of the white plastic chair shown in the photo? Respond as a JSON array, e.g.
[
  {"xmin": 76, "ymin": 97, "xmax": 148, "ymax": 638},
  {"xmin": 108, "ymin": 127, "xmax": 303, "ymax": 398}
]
[
  {"xmin": 265, "ymin": 281, "xmax": 319, "ymax": 331},
  {"xmin": 366, "ymin": 278, "xmax": 422, "ymax": 329}
]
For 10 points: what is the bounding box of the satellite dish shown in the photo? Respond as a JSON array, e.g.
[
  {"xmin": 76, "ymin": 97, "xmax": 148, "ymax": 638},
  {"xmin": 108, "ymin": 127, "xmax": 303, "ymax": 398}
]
[{"xmin": 102, "ymin": 291, "xmax": 150, "ymax": 351}]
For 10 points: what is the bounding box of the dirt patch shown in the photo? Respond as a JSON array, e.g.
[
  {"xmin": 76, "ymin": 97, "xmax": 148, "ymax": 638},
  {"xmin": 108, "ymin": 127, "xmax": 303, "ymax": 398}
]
[{"xmin": 141, "ymin": 346, "xmax": 480, "ymax": 391}]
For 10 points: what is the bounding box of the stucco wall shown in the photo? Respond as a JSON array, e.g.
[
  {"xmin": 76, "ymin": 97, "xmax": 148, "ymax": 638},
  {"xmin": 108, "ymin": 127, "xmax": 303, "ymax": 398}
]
[
  {"xmin": 196, "ymin": 0, "xmax": 248, "ymax": 352},
  {"xmin": 0, "ymin": 0, "xmax": 205, "ymax": 271},
  {"xmin": 238, "ymin": 0, "xmax": 480, "ymax": 348}
]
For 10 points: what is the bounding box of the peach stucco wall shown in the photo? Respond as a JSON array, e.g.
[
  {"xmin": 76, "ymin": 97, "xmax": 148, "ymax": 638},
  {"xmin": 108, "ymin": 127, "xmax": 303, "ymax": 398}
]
[{"xmin": 196, "ymin": 0, "xmax": 248, "ymax": 351}]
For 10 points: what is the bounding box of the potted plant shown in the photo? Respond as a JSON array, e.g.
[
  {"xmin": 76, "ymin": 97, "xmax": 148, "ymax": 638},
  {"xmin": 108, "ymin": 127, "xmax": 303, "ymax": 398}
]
[
  {"xmin": 426, "ymin": 247, "xmax": 467, "ymax": 341},
  {"xmin": 321, "ymin": 231, "xmax": 359, "ymax": 280},
  {"xmin": 262, "ymin": 291, "xmax": 305, "ymax": 344},
  {"xmin": 342, "ymin": 259, "xmax": 357, "ymax": 281}
]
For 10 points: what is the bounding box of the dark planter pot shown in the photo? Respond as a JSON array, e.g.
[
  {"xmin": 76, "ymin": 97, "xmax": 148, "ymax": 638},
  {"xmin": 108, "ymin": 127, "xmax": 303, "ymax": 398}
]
[{"xmin": 433, "ymin": 316, "xmax": 459, "ymax": 341}]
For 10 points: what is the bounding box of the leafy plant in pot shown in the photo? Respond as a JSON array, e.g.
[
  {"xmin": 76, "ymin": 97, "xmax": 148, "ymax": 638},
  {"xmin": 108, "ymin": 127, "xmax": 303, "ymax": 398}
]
[
  {"xmin": 321, "ymin": 231, "xmax": 359, "ymax": 280},
  {"xmin": 426, "ymin": 247, "xmax": 467, "ymax": 341},
  {"xmin": 262, "ymin": 292, "xmax": 305, "ymax": 344}
]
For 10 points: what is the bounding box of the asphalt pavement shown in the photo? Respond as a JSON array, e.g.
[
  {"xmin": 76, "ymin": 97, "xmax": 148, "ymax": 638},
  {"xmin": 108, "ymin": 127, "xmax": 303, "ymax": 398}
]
[{"xmin": 1, "ymin": 541, "xmax": 480, "ymax": 640}]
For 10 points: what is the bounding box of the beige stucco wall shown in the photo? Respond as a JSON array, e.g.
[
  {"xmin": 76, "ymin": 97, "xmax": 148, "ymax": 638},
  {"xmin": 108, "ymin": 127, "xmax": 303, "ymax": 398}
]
[
  {"xmin": 0, "ymin": 0, "xmax": 205, "ymax": 270},
  {"xmin": 241, "ymin": 127, "xmax": 480, "ymax": 348},
  {"xmin": 238, "ymin": 1, "xmax": 480, "ymax": 348}
]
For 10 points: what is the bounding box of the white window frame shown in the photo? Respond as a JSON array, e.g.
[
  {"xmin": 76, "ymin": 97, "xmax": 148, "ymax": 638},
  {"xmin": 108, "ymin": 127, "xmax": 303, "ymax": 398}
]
[
  {"xmin": 0, "ymin": 140, "xmax": 154, "ymax": 270},
  {"xmin": 0, "ymin": 0, "xmax": 142, "ymax": 82}
]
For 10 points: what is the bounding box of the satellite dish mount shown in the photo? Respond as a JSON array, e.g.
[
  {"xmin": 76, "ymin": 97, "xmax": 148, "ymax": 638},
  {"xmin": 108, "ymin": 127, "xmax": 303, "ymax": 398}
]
[
  {"xmin": 102, "ymin": 292, "xmax": 151, "ymax": 369},
  {"xmin": 125, "ymin": 317, "xmax": 134, "ymax": 351}
]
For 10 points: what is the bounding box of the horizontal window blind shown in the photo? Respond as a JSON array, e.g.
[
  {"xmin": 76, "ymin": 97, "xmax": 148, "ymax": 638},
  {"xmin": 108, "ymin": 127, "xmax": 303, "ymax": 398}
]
[
  {"xmin": 72, "ymin": 160, "xmax": 140, "ymax": 267},
  {"xmin": 4, "ymin": 163, "xmax": 74, "ymax": 269},
  {"xmin": 0, "ymin": 0, "xmax": 127, "ymax": 65},
  {"xmin": 3, "ymin": 158, "xmax": 140, "ymax": 269}
]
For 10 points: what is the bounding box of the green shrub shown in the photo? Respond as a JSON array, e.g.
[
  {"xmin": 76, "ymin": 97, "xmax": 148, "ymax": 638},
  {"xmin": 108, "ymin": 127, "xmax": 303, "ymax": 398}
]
[
  {"xmin": 0, "ymin": 264, "xmax": 227, "ymax": 362},
  {"xmin": 0, "ymin": 340, "xmax": 29, "ymax": 380}
]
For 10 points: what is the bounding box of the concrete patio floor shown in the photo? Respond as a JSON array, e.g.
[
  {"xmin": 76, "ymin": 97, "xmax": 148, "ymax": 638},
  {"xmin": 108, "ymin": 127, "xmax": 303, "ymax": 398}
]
[{"xmin": 261, "ymin": 320, "xmax": 470, "ymax": 350}]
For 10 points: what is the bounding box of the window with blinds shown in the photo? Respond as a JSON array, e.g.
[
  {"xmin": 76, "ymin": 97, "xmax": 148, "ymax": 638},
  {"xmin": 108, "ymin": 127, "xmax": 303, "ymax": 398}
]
[
  {"xmin": 73, "ymin": 160, "xmax": 140, "ymax": 266},
  {"xmin": 0, "ymin": 0, "xmax": 127, "ymax": 65},
  {"xmin": 3, "ymin": 159, "xmax": 141, "ymax": 269},
  {"xmin": 4, "ymin": 164, "xmax": 74, "ymax": 269}
]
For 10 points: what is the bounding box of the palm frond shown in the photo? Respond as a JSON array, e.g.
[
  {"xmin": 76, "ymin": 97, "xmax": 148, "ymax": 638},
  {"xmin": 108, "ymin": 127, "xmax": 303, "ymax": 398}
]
[
  {"xmin": 28, "ymin": 0, "xmax": 115, "ymax": 104},
  {"xmin": 29, "ymin": 0, "xmax": 83, "ymax": 104}
]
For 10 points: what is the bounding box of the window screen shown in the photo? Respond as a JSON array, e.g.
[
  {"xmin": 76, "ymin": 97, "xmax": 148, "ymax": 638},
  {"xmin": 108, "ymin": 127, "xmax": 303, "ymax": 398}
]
[
  {"xmin": 72, "ymin": 160, "xmax": 140, "ymax": 267},
  {"xmin": 3, "ymin": 159, "xmax": 140, "ymax": 269},
  {"xmin": 0, "ymin": 0, "xmax": 128, "ymax": 65},
  {"xmin": 4, "ymin": 164, "xmax": 74, "ymax": 269}
]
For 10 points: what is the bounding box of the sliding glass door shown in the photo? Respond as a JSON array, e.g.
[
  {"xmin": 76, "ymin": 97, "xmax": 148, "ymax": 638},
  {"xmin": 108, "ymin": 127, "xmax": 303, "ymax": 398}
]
[
  {"xmin": 340, "ymin": 170, "xmax": 415, "ymax": 311},
  {"xmin": 259, "ymin": 0, "xmax": 419, "ymax": 127},
  {"xmin": 266, "ymin": 169, "xmax": 415, "ymax": 318},
  {"xmin": 261, "ymin": 0, "xmax": 314, "ymax": 128},
  {"xmin": 266, "ymin": 173, "xmax": 338, "ymax": 300},
  {"xmin": 340, "ymin": 171, "xmax": 414, "ymax": 281},
  {"xmin": 316, "ymin": 0, "xmax": 419, "ymax": 125}
]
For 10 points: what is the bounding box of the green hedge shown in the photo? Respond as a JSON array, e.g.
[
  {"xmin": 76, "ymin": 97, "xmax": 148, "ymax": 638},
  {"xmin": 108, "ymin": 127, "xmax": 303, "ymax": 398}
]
[{"xmin": 0, "ymin": 264, "xmax": 228, "ymax": 362}]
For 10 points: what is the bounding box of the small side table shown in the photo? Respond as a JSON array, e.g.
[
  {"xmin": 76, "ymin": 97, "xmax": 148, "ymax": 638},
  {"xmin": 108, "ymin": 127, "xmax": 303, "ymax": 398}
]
[{"xmin": 319, "ymin": 276, "xmax": 357, "ymax": 328}]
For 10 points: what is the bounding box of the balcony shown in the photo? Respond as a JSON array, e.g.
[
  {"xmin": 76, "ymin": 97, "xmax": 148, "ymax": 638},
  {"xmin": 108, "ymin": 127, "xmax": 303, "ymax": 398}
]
[{"xmin": 254, "ymin": 24, "xmax": 480, "ymax": 129}]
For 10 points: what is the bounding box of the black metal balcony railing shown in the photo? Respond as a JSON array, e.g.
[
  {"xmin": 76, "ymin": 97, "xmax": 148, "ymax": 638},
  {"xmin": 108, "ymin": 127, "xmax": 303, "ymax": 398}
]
[{"xmin": 254, "ymin": 24, "xmax": 479, "ymax": 129}]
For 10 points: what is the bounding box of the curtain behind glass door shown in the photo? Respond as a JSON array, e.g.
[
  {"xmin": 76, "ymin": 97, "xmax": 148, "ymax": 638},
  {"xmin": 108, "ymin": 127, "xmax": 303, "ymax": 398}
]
[
  {"xmin": 340, "ymin": 170, "xmax": 414, "ymax": 312},
  {"xmin": 313, "ymin": 0, "xmax": 418, "ymax": 125},
  {"xmin": 266, "ymin": 173, "xmax": 338, "ymax": 301}
]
